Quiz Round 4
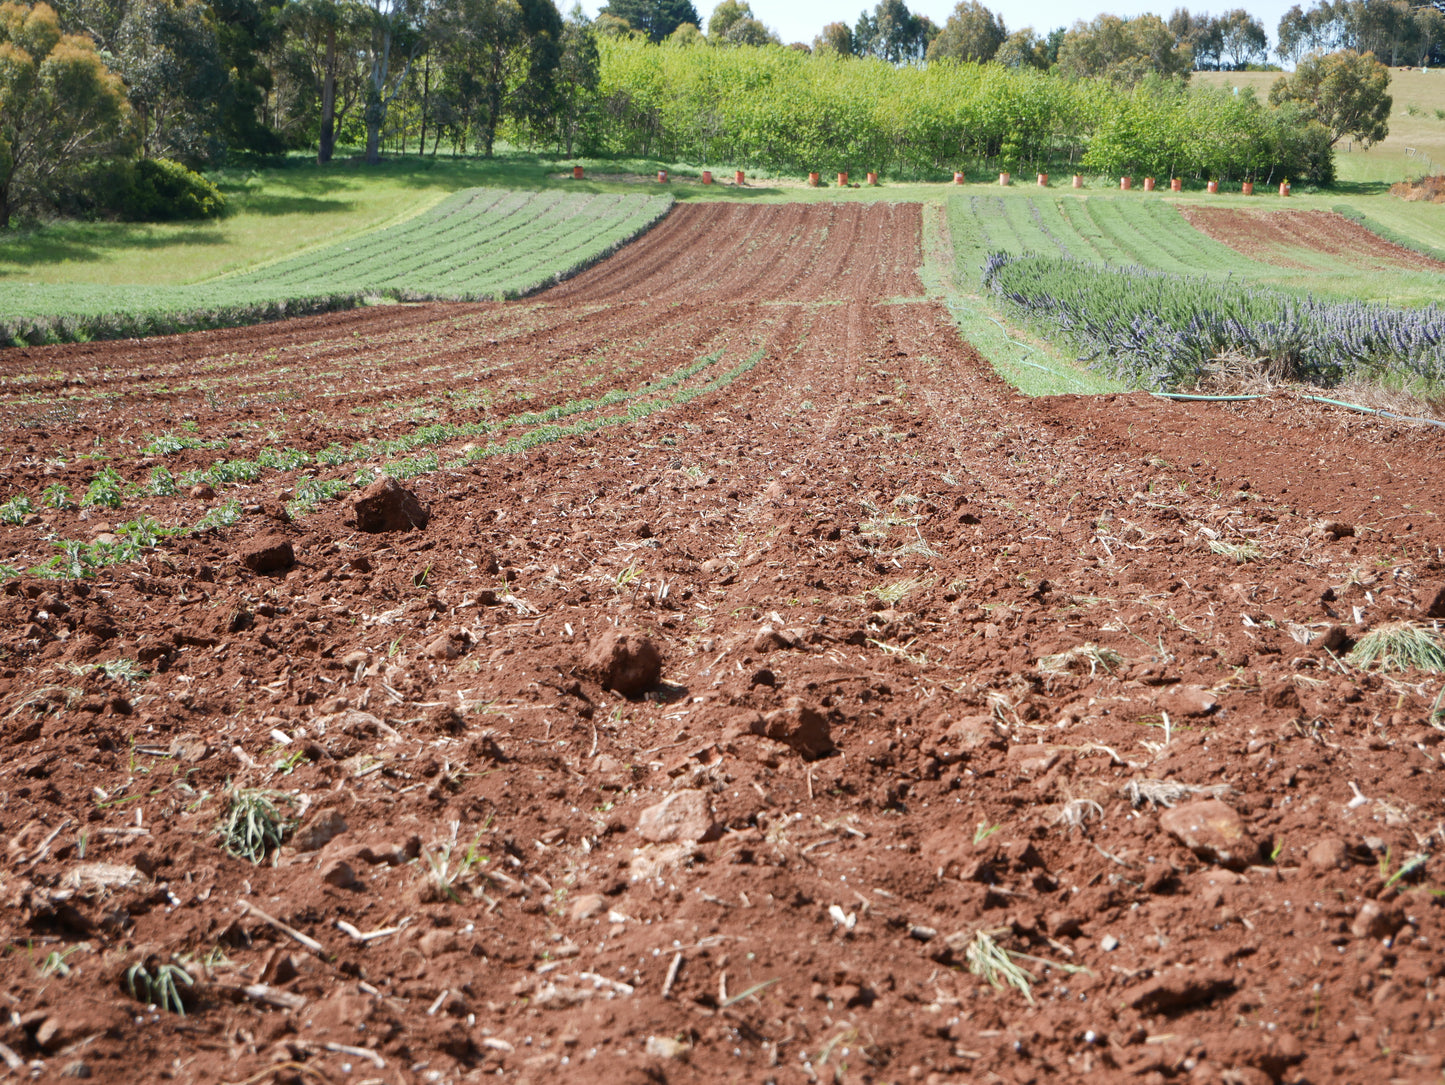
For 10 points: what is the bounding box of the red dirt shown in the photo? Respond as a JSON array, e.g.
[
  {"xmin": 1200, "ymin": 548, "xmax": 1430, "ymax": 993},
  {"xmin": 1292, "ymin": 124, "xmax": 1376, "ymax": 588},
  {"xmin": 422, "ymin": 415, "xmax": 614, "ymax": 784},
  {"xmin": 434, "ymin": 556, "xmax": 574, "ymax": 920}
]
[
  {"xmin": 2, "ymin": 202, "xmax": 1445, "ymax": 1085},
  {"xmin": 1390, "ymin": 175, "xmax": 1445, "ymax": 204},
  {"xmin": 1178, "ymin": 206, "xmax": 1445, "ymax": 271}
]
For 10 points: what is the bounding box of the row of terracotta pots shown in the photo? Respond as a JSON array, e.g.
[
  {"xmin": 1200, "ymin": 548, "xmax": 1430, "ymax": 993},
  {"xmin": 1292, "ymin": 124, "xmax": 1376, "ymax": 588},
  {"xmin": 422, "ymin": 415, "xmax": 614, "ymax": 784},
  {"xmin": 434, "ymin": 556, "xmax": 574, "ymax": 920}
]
[{"xmin": 573, "ymin": 164, "xmax": 1292, "ymax": 196}]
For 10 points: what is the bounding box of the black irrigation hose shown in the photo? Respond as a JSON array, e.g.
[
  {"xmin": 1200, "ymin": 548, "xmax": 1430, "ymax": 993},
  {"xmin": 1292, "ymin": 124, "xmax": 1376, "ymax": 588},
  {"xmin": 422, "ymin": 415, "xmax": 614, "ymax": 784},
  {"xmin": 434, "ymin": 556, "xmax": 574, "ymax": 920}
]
[{"xmin": 1151, "ymin": 391, "xmax": 1445, "ymax": 430}]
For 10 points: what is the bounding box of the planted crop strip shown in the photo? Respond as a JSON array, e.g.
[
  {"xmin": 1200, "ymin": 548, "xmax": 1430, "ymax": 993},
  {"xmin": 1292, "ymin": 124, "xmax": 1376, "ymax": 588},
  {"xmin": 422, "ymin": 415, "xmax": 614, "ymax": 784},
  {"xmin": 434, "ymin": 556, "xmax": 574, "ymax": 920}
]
[
  {"xmin": 0, "ymin": 190, "xmax": 673, "ymax": 348},
  {"xmin": 983, "ymin": 251, "xmax": 1445, "ymax": 391},
  {"xmin": 0, "ymin": 346, "xmax": 767, "ymax": 581}
]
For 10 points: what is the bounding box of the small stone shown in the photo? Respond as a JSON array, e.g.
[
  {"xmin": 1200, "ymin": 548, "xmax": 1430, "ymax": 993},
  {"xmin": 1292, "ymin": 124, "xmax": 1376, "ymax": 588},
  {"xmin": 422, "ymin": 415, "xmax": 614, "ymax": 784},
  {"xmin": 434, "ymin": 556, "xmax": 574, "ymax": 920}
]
[
  {"xmin": 1425, "ymin": 584, "xmax": 1445, "ymax": 620},
  {"xmin": 1100, "ymin": 934, "xmax": 1120, "ymax": 952},
  {"xmin": 569, "ymin": 893, "xmax": 608, "ymax": 921},
  {"xmin": 341, "ymin": 649, "xmax": 370, "ymax": 670},
  {"xmin": 636, "ymin": 789, "xmax": 718, "ymax": 844},
  {"xmin": 749, "ymin": 667, "xmax": 776, "ymax": 687},
  {"xmin": 423, "ymin": 629, "xmax": 470, "ymax": 660},
  {"xmin": 1352, "ymin": 899, "xmax": 1404, "ymax": 941},
  {"xmin": 753, "ymin": 625, "xmax": 801, "ymax": 653},
  {"xmin": 1006, "ymin": 744, "xmax": 1059, "ymax": 775},
  {"xmin": 762, "ymin": 697, "xmax": 834, "ymax": 759},
  {"xmin": 1159, "ymin": 800, "xmax": 1260, "ymax": 870},
  {"xmin": 631, "ymin": 520, "xmax": 653, "ymax": 539},
  {"xmin": 1122, "ymin": 969, "xmax": 1235, "ymax": 1013},
  {"xmin": 293, "ymin": 810, "xmax": 349, "ymax": 853},
  {"xmin": 1158, "ymin": 685, "xmax": 1218, "ymax": 718},
  {"xmin": 353, "ymin": 476, "xmax": 429, "ymax": 532},
  {"xmin": 909, "ymin": 925, "xmax": 938, "ymax": 942},
  {"xmin": 582, "ymin": 628, "xmax": 662, "ymax": 697},
  {"xmin": 60, "ymin": 1061, "xmax": 92, "ymax": 1079},
  {"xmin": 237, "ymin": 535, "xmax": 295, "ymax": 575},
  {"xmin": 320, "ymin": 858, "xmax": 358, "ymax": 889},
  {"xmin": 645, "ymin": 1035, "xmax": 691, "ymax": 1060},
  {"xmin": 1306, "ymin": 836, "xmax": 1348, "ymax": 872},
  {"xmin": 190, "ymin": 483, "xmax": 215, "ymax": 499},
  {"xmin": 1319, "ymin": 520, "xmax": 1355, "ymax": 540},
  {"xmin": 168, "ymin": 734, "xmax": 212, "ymax": 762}
]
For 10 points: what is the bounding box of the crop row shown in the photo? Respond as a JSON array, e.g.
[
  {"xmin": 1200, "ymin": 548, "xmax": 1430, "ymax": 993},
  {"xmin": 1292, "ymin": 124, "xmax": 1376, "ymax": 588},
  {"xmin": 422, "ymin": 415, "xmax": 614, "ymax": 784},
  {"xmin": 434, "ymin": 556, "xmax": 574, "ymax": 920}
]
[
  {"xmin": 982, "ymin": 251, "xmax": 1445, "ymax": 391},
  {"xmin": 0, "ymin": 342, "xmax": 764, "ymax": 580},
  {"xmin": 949, "ymin": 194, "xmax": 1265, "ymax": 279},
  {"xmin": 0, "ymin": 189, "xmax": 674, "ymax": 348}
]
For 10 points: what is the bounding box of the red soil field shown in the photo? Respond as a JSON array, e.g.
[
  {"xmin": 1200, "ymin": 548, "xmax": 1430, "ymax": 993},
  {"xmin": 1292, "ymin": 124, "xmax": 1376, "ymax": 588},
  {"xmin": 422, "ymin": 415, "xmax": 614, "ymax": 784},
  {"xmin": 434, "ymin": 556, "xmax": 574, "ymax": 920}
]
[
  {"xmin": 1178, "ymin": 206, "xmax": 1445, "ymax": 272},
  {"xmin": 1, "ymin": 203, "xmax": 1444, "ymax": 1085}
]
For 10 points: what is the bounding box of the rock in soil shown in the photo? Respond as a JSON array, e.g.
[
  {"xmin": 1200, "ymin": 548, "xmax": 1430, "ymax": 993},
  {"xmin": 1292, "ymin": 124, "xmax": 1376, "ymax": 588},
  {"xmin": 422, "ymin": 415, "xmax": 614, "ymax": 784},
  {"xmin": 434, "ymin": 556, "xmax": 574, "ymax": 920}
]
[
  {"xmin": 636, "ymin": 789, "xmax": 719, "ymax": 843},
  {"xmin": 1159, "ymin": 800, "xmax": 1260, "ymax": 869},
  {"xmin": 236, "ymin": 534, "xmax": 294, "ymax": 575},
  {"xmin": 352, "ymin": 476, "xmax": 430, "ymax": 532},
  {"xmin": 763, "ymin": 697, "xmax": 834, "ymax": 759},
  {"xmin": 582, "ymin": 628, "xmax": 662, "ymax": 696}
]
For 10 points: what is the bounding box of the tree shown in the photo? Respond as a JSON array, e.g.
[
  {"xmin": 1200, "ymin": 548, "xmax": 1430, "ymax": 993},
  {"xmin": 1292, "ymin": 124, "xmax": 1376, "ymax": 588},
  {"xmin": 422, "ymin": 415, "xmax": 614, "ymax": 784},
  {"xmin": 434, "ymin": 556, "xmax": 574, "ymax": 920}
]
[
  {"xmin": 277, "ymin": 0, "xmax": 363, "ymax": 163},
  {"xmin": 1218, "ymin": 8, "xmax": 1266, "ymax": 68},
  {"xmin": 854, "ymin": 0, "xmax": 929, "ymax": 62},
  {"xmin": 812, "ymin": 20, "xmax": 851, "ymax": 54},
  {"xmin": 358, "ymin": 0, "xmax": 427, "ymax": 164},
  {"xmin": 1057, "ymin": 13, "xmax": 1192, "ymax": 83},
  {"xmin": 0, "ymin": 0, "xmax": 129, "ymax": 227},
  {"xmin": 707, "ymin": 0, "xmax": 774, "ymax": 45},
  {"xmin": 114, "ymin": 0, "xmax": 228, "ymax": 162},
  {"xmin": 553, "ymin": 3, "xmax": 597, "ymax": 152},
  {"xmin": 1269, "ymin": 48, "xmax": 1390, "ymax": 147},
  {"xmin": 994, "ymin": 27, "xmax": 1044, "ymax": 68},
  {"xmin": 597, "ymin": 0, "xmax": 697, "ymax": 42},
  {"xmin": 1168, "ymin": 8, "xmax": 1222, "ymax": 69},
  {"xmin": 926, "ymin": 0, "xmax": 1004, "ymax": 63}
]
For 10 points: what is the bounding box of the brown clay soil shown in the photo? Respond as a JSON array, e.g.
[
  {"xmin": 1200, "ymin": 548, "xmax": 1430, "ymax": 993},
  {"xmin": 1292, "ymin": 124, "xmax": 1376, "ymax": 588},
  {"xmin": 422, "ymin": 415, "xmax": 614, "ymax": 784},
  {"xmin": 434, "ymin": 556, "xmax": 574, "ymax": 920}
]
[
  {"xmin": 2, "ymin": 202, "xmax": 1445, "ymax": 1085},
  {"xmin": 1390, "ymin": 175, "xmax": 1445, "ymax": 204},
  {"xmin": 1178, "ymin": 206, "xmax": 1445, "ymax": 272}
]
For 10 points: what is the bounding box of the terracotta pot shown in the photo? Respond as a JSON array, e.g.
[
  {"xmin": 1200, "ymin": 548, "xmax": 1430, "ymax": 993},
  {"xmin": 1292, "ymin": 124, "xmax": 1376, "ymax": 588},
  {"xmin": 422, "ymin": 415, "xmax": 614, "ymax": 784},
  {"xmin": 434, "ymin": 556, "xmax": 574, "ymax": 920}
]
[
  {"xmin": 808, "ymin": 172, "xmax": 820, "ymax": 187},
  {"xmin": 657, "ymin": 170, "xmax": 668, "ymax": 183},
  {"xmin": 701, "ymin": 170, "xmax": 712, "ymax": 185},
  {"xmin": 572, "ymin": 165, "xmax": 584, "ymax": 180},
  {"xmin": 953, "ymin": 171, "xmax": 965, "ymax": 184},
  {"xmin": 1072, "ymin": 175, "xmax": 1083, "ymax": 188},
  {"xmin": 1170, "ymin": 178, "xmax": 1182, "ymax": 192},
  {"xmin": 866, "ymin": 171, "xmax": 878, "ymax": 186},
  {"xmin": 1207, "ymin": 180, "xmax": 1219, "ymax": 194},
  {"xmin": 1279, "ymin": 182, "xmax": 1291, "ymax": 197},
  {"xmin": 1241, "ymin": 181, "xmax": 1253, "ymax": 195},
  {"xmin": 735, "ymin": 170, "xmax": 745, "ymax": 185},
  {"xmin": 1143, "ymin": 177, "xmax": 1155, "ymax": 192},
  {"xmin": 1120, "ymin": 176, "xmax": 1132, "ymax": 190},
  {"xmin": 838, "ymin": 171, "xmax": 848, "ymax": 186},
  {"xmin": 1037, "ymin": 173, "xmax": 1048, "ymax": 186},
  {"xmin": 999, "ymin": 171, "xmax": 1011, "ymax": 186}
]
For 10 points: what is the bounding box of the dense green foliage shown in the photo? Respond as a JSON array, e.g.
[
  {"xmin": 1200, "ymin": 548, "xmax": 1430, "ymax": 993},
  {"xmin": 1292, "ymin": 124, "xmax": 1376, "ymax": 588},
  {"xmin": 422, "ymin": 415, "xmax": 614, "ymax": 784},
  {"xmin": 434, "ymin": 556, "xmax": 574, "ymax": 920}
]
[
  {"xmin": 116, "ymin": 157, "xmax": 227, "ymax": 220},
  {"xmin": 982, "ymin": 250, "xmax": 1445, "ymax": 391},
  {"xmin": 0, "ymin": 187, "xmax": 670, "ymax": 344},
  {"xmin": 586, "ymin": 40, "xmax": 1335, "ymax": 183}
]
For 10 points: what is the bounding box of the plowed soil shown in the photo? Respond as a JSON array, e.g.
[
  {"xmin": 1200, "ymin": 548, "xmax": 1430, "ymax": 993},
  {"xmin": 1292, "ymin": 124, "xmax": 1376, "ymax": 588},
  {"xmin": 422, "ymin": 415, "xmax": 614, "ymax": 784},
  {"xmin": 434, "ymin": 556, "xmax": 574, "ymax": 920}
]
[
  {"xmin": 1179, "ymin": 206, "xmax": 1445, "ymax": 271},
  {"xmin": 2, "ymin": 202, "xmax": 1445, "ymax": 1085}
]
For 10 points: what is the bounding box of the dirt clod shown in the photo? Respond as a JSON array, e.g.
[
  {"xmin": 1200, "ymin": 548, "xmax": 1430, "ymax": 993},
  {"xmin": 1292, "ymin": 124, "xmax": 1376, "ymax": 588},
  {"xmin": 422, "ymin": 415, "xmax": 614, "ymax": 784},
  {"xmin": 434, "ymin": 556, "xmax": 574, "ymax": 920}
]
[
  {"xmin": 636, "ymin": 789, "xmax": 718, "ymax": 843},
  {"xmin": 763, "ymin": 697, "xmax": 834, "ymax": 759},
  {"xmin": 582, "ymin": 628, "xmax": 662, "ymax": 696},
  {"xmin": 236, "ymin": 534, "xmax": 294, "ymax": 575},
  {"xmin": 1159, "ymin": 800, "xmax": 1259, "ymax": 869},
  {"xmin": 352, "ymin": 476, "xmax": 429, "ymax": 532}
]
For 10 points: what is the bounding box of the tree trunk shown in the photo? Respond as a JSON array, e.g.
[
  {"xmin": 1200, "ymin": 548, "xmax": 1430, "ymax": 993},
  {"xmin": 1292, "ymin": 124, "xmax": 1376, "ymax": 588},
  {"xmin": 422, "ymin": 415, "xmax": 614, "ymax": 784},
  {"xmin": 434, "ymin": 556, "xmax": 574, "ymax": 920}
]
[
  {"xmin": 418, "ymin": 55, "xmax": 430, "ymax": 159},
  {"xmin": 365, "ymin": 86, "xmax": 384, "ymax": 164},
  {"xmin": 319, "ymin": 24, "xmax": 337, "ymax": 164},
  {"xmin": 0, "ymin": 183, "xmax": 10, "ymax": 230}
]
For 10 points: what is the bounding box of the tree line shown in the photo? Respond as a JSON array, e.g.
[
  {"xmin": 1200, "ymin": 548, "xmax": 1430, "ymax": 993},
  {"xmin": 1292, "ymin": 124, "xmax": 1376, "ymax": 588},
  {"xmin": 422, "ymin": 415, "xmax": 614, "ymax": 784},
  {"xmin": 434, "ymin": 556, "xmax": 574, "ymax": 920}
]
[{"xmin": 0, "ymin": 0, "xmax": 1421, "ymax": 227}]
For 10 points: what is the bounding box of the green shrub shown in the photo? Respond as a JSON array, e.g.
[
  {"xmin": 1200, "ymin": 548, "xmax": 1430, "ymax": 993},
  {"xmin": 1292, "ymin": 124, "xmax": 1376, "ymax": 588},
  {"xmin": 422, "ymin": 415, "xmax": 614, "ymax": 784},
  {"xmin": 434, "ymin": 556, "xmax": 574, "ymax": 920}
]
[{"xmin": 119, "ymin": 159, "xmax": 226, "ymax": 222}]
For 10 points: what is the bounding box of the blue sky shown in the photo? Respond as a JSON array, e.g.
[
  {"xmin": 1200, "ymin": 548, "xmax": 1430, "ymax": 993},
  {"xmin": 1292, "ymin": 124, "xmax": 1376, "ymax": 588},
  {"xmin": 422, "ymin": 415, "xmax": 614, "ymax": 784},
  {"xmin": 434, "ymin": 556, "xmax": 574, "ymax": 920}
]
[{"xmin": 580, "ymin": 0, "xmax": 1294, "ymax": 54}]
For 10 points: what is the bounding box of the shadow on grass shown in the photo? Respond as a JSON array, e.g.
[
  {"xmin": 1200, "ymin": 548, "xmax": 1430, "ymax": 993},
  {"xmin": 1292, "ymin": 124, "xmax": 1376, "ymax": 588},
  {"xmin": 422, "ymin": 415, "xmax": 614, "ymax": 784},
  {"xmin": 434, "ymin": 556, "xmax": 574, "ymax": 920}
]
[
  {"xmin": 1328, "ymin": 180, "xmax": 1394, "ymax": 197},
  {"xmin": 0, "ymin": 224, "xmax": 227, "ymax": 271}
]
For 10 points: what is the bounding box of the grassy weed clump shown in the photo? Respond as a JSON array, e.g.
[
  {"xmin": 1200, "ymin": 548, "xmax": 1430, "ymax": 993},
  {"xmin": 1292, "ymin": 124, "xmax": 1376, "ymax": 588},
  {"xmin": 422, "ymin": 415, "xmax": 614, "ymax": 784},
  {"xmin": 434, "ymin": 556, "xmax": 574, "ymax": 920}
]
[
  {"xmin": 1039, "ymin": 642, "xmax": 1123, "ymax": 678},
  {"xmin": 217, "ymin": 788, "xmax": 294, "ymax": 864},
  {"xmin": 1347, "ymin": 621, "xmax": 1445, "ymax": 673},
  {"xmin": 123, "ymin": 960, "xmax": 193, "ymax": 1016}
]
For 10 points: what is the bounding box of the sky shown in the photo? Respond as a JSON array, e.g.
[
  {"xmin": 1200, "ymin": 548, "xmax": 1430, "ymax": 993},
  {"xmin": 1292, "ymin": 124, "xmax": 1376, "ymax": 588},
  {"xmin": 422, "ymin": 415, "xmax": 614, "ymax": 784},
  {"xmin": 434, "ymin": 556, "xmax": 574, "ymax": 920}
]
[{"xmin": 579, "ymin": 0, "xmax": 1297, "ymax": 54}]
